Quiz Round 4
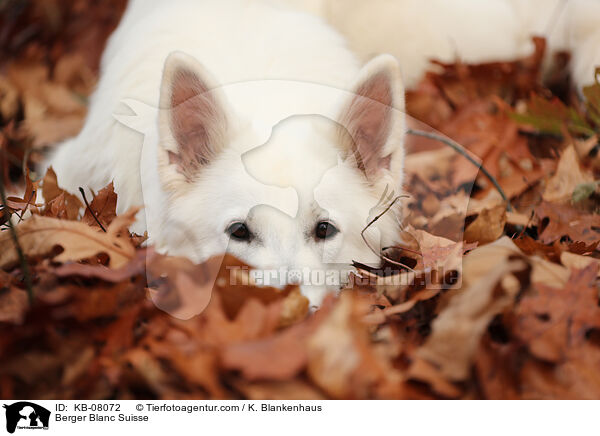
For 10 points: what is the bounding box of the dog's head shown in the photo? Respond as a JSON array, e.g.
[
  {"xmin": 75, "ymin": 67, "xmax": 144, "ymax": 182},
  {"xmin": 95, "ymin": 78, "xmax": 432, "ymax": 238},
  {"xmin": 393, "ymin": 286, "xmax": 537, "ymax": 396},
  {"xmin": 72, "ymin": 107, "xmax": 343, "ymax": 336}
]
[{"xmin": 155, "ymin": 52, "xmax": 405, "ymax": 302}]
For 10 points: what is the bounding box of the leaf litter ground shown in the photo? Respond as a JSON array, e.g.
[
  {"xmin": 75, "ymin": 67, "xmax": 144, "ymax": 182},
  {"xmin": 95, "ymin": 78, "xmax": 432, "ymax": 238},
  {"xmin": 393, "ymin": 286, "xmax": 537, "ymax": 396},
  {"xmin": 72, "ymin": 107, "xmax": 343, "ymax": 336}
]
[{"xmin": 1, "ymin": 2, "xmax": 600, "ymax": 399}]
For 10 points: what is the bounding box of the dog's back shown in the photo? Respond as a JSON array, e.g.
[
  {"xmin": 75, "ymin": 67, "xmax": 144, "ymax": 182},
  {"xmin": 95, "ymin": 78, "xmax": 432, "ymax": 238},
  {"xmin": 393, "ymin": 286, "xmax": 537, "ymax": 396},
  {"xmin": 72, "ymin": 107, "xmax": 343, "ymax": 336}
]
[
  {"xmin": 281, "ymin": 0, "xmax": 600, "ymax": 90},
  {"xmin": 48, "ymin": 0, "xmax": 360, "ymax": 227}
]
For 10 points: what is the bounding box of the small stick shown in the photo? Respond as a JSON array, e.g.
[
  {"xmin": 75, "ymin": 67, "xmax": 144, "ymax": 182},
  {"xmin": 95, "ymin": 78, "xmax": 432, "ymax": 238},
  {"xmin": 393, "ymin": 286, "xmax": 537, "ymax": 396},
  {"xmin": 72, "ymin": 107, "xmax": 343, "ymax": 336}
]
[
  {"xmin": 360, "ymin": 195, "xmax": 416, "ymax": 272},
  {"xmin": 407, "ymin": 128, "xmax": 514, "ymax": 212},
  {"xmin": 513, "ymin": 210, "xmax": 535, "ymax": 240},
  {"xmin": 382, "ymin": 245, "xmax": 423, "ymax": 257},
  {"xmin": 79, "ymin": 187, "xmax": 106, "ymax": 232},
  {"xmin": 17, "ymin": 189, "xmax": 35, "ymax": 224}
]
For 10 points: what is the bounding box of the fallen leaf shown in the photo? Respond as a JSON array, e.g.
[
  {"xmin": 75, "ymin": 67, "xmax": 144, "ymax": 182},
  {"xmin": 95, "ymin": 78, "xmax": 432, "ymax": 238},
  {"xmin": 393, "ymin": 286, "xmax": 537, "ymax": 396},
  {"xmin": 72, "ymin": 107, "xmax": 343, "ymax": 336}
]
[
  {"xmin": 41, "ymin": 167, "xmax": 83, "ymax": 220},
  {"xmin": 82, "ymin": 182, "xmax": 117, "ymax": 228},
  {"xmin": 414, "ymin": 258, "xmax": 526, "ymax": 382},
  {"xmin": 515, "ymin": 264, "xmax": 600, "ymax": 362},
  {"xmin": 221, "ymin": 305, "xmax": 323, "ymax": 381},
  {"xmin": 464, "ymin": 204, "xmax": 506, "ymax": 244},
  {"xmin": 542, "ymin": 145, "xmax": 593, "ymax": 203},
  {"xmin": 306, "ymin": 294, "xmax": 394, "ymax": 399},
  {"xmin": 536, "ymin": 201, "xmax": 600, "ymax": 244},
  {"xmin": 560, "ymin": 251, "xmax": 600, "ymax": 276},
  {"xmin": 0, "ymin": 212, "xmax": 136, "ymax": 269}
]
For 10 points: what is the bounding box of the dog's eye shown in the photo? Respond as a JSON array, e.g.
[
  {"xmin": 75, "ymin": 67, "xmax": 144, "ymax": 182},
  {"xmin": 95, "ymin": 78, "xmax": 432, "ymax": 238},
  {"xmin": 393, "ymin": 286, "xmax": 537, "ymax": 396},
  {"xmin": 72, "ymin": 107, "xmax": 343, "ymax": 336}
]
[
  {"xmin": 227, "ymin": 222, "xmax": 251, "ymax": 241},
  {"xmin": 315, "ymin": 221, "xmax": 339, "ymax": 240}
]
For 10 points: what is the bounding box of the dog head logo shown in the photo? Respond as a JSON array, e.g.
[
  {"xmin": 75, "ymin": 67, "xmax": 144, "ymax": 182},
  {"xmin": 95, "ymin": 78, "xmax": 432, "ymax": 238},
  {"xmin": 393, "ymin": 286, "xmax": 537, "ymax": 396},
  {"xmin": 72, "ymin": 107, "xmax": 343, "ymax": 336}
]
[{"xmin": 3, "ymin": 402, "xmax": 50, "ymax": 434}]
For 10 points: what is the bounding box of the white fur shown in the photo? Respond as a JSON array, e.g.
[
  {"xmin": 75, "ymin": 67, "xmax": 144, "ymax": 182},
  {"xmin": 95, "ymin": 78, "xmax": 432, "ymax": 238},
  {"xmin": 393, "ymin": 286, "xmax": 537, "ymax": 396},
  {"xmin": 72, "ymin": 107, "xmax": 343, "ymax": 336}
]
[
  {"xmin": 48, "ymin": 0, "xmax": 600, "ymax": 306},
  {"xmin": 282, "ymin": 0, "xmax": 600, "ymax": 90},
  {"xmin": 48, "ymin": 0, "xmax": 404, "ymax": 306}
]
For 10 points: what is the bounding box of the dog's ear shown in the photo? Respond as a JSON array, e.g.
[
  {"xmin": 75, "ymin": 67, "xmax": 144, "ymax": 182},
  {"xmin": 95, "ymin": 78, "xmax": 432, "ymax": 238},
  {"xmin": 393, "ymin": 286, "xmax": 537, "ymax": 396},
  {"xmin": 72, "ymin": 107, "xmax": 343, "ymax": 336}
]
[
  {"xmin": 336, "ymin": 54, "xmax": 405, "ymax": 182},
  {"xmin": 158, "ymin": 52, "xmax": 230, "ymax": 186}
]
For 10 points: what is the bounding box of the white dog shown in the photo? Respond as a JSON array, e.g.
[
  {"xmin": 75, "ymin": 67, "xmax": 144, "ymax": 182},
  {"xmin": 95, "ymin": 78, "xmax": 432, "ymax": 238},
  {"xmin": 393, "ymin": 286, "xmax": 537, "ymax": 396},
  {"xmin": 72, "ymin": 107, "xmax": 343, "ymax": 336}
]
[
  {"xmin": 49, "ymin": 0, "xmax": 406, "ymax": 305},
  {"xmin": 47, "ymin": 0, "xmax": 600, "ymax": 305}
]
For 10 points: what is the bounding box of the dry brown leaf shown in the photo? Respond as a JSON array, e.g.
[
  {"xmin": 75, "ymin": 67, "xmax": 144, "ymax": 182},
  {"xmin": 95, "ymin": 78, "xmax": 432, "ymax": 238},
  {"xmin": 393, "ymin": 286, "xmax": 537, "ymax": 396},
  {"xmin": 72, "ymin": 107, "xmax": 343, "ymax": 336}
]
[
  {"xmin": 415, "ymin": 258, "xmax": 526, "ymax": 381},
  {"xmin": 306, "ymin": 294, "xmax": 393, "ymax": 399},
  {"xmin": 506, "ymin": 210, "xmax": 531, "ymax": 226},
  {"xmin": 560, "ymin": 251, "xmax": 600, "ymax": 276},
  {"xmin": 220, "ymin": 308, "xmax": 320, "ymax": 381},
  {"xmin": 82, "ymin": 182, "xmax": 117, "ymax": 228},
  {"xmin": 0, "ymin": 211, "xmax": 136, "ymax": 269},
  {"xmin": 461, "ymin": 237, "xmax": 568, "ymax": 289},
  {"xmin": 413, "ymin": 228, "xmax": 469, "ymax": 273},
  {"xmin": 41, "ymin": 167, "xmax": 83, "ymax": 220},
  {"xmin": 382, "ymin": 289, "xmax": 440, "ymax": 316},
  {"xmin": 515, "ymin": 264, "xmax": 600, "ymax": 362},
  {"xmin": 464, "ymin": 204, "xmax": 506, "ymax": 244},
  {"xmin": 52, "ymin": 248, "xmax": 148, "ymax": 282},
  {"xmin": 573, "ymin": 135, "xmax": 600, "ymax": 171},
  {"xmin": 542, "ymin": 145, "xmax": 593, "ymax": 203},
  {"xmin": 536, "ymin": 201, "xmax": 600, "ymax": 244},
  {"xmin": 425, "ymin": 191, "xmax": 470, "ymax": 238}
]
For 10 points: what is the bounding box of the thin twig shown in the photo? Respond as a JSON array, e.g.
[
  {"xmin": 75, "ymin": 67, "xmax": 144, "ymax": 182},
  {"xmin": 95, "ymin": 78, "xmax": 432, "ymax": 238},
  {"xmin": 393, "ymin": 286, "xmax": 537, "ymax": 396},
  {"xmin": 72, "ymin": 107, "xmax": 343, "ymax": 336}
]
[
  {"xmin": 382, "ymin": 245, "xmax": 423, "ymax": 257},
  {"xmin": 360, "ymin": 195, "xmax": 415, "ymax": 272},
  {"xmin": 17, "ymin": 189, "xmax": 35, "ymax": 224},
  {"xmin": 513, "ymin": 210, "xmax": 535, "ymax": 240},
  {"xmin": 79, "ymin": 187, "xmax": 106, "ymax": 232},
  {"xmin": 0, "ymin": 178, "xmax": 34, "ymax": 303},
  {"xmin": 407, "ymin": 128, "xmax": 514, "ymax": 212}
]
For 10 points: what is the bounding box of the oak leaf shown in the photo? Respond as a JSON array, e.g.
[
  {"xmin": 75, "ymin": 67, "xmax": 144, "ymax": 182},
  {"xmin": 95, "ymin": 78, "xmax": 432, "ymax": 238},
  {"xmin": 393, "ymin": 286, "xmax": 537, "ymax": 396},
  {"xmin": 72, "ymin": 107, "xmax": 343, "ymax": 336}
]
[
  {"xmin": 0, "ymin": 210, "xmax": 137, "ymax": 269},
  {"xmin": 515, "ymin": 264, "xmax": 600, "ymax": 362}
]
